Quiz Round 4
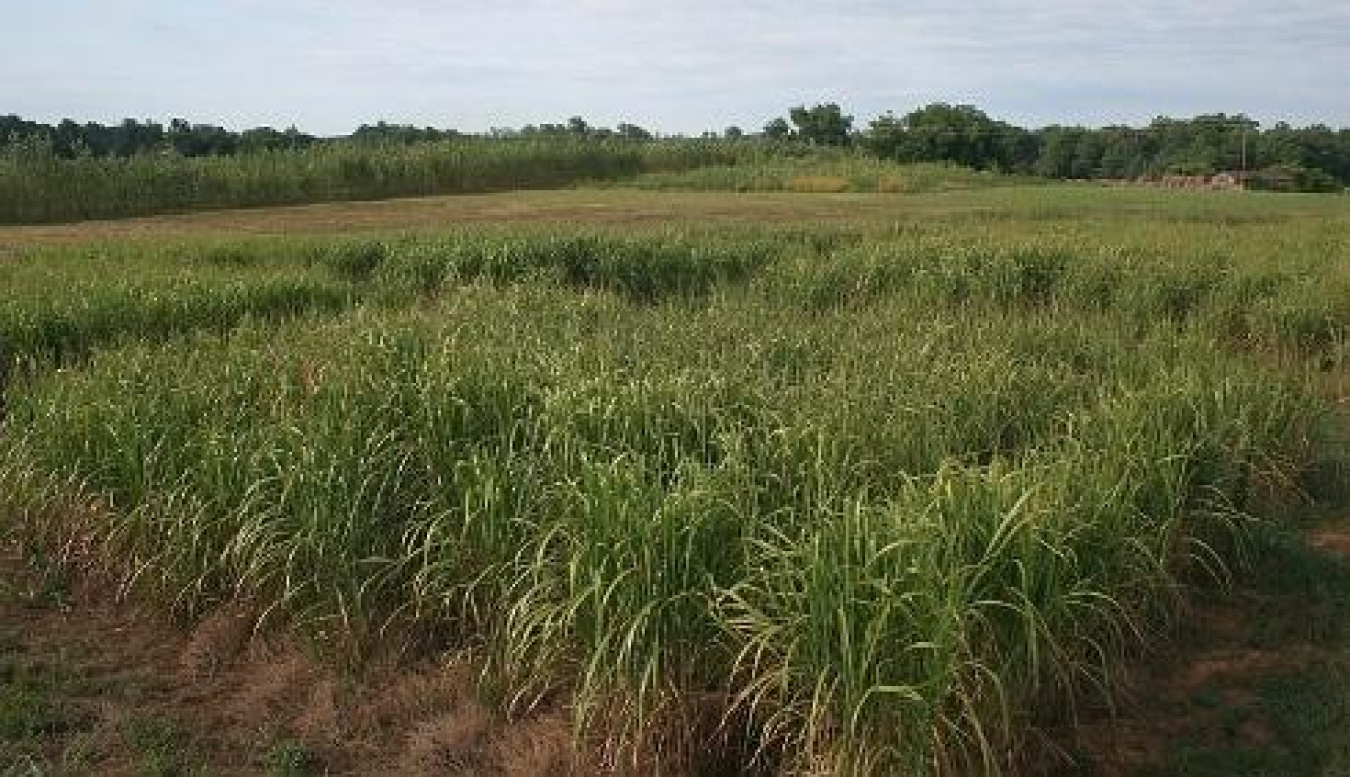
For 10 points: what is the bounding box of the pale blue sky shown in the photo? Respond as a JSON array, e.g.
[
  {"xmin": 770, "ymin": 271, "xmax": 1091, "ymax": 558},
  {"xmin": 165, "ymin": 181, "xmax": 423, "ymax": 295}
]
[{"xmin": 3, "ymin": 1, "xmax": 1348, "ymax": 134}]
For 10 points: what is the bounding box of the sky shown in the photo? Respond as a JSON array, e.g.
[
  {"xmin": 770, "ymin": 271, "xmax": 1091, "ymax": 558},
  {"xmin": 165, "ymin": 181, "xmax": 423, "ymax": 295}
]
[{"xmin": 3, "ymin": 1, "xmax": 1348, "ymax": 135}]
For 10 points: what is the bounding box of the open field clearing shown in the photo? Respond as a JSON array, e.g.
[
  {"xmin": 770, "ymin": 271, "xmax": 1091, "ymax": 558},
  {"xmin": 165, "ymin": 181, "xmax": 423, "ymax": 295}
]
[
  {"xmin": 2, "ymin": 185, "xmax": 1347, "ymax": 252},
  {"xmin": 0, "ymin": 190, "xmax": 910, "ymax": 250},
  {"xmin": 1, "ymin": 185, "xmax": 1348, "ymax": 774},
  {"xmin": 6, "ymin": 2, "xmax": 1348, "ymax": 772}
]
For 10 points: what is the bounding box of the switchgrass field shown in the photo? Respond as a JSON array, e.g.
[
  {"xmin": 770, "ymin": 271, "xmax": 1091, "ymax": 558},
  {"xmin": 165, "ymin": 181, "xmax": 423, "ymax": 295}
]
[
  {"xmin": 0, "ymin": 136, "xmax": 767, "ymax": 224},
  {"xmin": 618, "ymin": 158, "xmax": 1020, "ymax": 194},
  {"xmin": 1, "ymin": 186, "xmax": 1347, "ymax": 774}
]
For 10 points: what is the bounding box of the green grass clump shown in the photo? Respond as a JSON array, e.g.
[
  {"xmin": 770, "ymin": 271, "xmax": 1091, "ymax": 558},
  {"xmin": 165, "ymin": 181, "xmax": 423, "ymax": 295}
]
[
  {"xmin": 625, "ymin": 157, "xmax": 1015, "ymax": 194},
  {"xmin": 0, "ymin": 241, "xmax": 354, "ymax": 366},
  {"xmin": 371, "ymin": 232, "xmax": 784, "ymax": 303},
  {"xmin": 0, "ymin": 280, "xmax": 1321, "ymax": 772},
  {"xmin": 0, "ymin": 187, "xmax": 1346, "ymax": 773},
  {"xmin": 0, "ymin": 137, "xmax": 764, "ymax": 224}
]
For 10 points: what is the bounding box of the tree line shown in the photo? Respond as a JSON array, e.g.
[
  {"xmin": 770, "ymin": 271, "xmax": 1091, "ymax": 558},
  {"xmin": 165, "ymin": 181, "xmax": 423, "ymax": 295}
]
[
  {"xmin": 0, "ymin": 115, "xmax": 320, "ymax": 158},
  {"xmin": 4, "ymin": 104, "xmax": 1348, "ymax": 193},
  {"xmin": 763, "ymin": 103, "xmax": 1348, "ymax": 192},
  {"xmin": 0, "ymin": 115, "xmax": 661, "ymax": 158}
]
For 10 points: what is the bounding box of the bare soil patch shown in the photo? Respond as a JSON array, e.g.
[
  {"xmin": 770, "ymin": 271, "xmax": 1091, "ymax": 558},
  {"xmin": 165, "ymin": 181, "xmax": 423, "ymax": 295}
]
[
  {"xmin": 0, "ymin": 547, "xmax": 585, "ymax": 776},
  {"xmin": 1063, "ymin": 516, "xmax": 1350, "ymax": 776}
]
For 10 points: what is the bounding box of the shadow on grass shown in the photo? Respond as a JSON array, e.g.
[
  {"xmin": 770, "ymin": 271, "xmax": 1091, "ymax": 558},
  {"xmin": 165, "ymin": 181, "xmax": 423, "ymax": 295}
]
[{"xmin": 1145, "ymin": 510, "xmax": 1350, "ymax": 777}]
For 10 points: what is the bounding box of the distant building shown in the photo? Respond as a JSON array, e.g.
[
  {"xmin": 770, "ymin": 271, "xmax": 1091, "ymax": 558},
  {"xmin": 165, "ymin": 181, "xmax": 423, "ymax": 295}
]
[
  {"xmin": 1159, "ymin": 175, "xmax": 1210, "ymax": 189},
  {"xmin": 1151, "ymin": 172, "xmax": 1248, "ymax": 191},
  {"xmin": 1209, "ymin": 172, "xmax": 1248, "ymax": 190}
]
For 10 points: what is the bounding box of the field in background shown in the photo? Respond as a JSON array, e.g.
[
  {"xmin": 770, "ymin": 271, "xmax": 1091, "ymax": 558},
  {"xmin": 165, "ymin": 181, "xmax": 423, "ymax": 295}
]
[
  {"xmin": 0, "ymin": 137, "xmax": 764, "ymax": 225},
  {"xmin": 616, "ymin": 159, "xmax": 1026, "ymax": 193},
  {"xmin": 4, "ymin": 184, "xmax": 1344, "ymax": 251},
  {"xmin": 1, "ymin": 185, "xmax": 1348, "ymax": 775},
  {"xmin": 0, "ymin": 138, "xmax": 1024, "ymax": 227}
]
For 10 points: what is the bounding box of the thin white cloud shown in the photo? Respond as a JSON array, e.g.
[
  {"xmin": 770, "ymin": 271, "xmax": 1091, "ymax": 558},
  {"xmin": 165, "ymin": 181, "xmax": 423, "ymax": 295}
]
[{"xmin": 1, "ymin": 1, "xmax": 1346, "ymax": 132}]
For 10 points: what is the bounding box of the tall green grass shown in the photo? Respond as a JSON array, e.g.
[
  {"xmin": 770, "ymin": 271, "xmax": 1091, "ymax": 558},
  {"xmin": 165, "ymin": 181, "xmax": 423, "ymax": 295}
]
[
  {"xmin": 0, "ymin": 282, "xmax": 1320, "ymax": 772},
  {"xmin": 0, "ymin": 138, "xmax": 760, "ymax": 224},
  {"xmin": 0, "ymin": 196, "xmax": 1345, "ymax": 772},
  {"xmin": 13, "ymin": 220, "xmax": 1339, "ymax": 365},
  {"xmin": 0, "ymin": 241, "xmax": 354, "ymax": 365},
  {"xmin": 10, "ymin": 201, "xmax": 1344, "ymax": 365},
  {"xmin": 622, "ymin": 158, "xmax": 1016, "ymax": 194}
]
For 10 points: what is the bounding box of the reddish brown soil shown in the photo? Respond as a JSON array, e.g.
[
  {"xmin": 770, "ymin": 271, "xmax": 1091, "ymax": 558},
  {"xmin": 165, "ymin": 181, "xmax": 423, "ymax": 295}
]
[
  {"xmin": 8, "ymin": 523, "xmax": 1347, "ymax": 776},
  {"xmin": 1063, "ymin": 515, "xmax": 1350, "ymax": 776},
  {"xmin": 0, "ymin": 548, "xmax": 583, "ymax": 776},
  {"xmin": 1066, "ymin": 597, "xmax": 1311, "ymax": 775},
  {"xmin": 1309, "ymin": 527, "xmax": 1350, "ymax": 557}
]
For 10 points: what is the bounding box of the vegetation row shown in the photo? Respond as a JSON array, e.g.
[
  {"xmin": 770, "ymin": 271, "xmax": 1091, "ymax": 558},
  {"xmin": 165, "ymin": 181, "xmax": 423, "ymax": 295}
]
[{"xmin": 2, "ymin": 212, "xmax": 1346, "ymax": 771}]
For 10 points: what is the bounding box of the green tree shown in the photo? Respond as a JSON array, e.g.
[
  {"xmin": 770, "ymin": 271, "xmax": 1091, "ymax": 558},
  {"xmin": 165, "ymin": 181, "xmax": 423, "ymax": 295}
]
[
  {"xmin": 1034, "ymin": 127, "xmax": 1080, "ymax": 178},
  {"xmin": 567, "ymin": 116, "xmax": 591, "ymax": 137},
  {"xmin": 868, "ymin": 104, "xmax": 1023, "ymax": 170},
  {"xmin": 616, "ymin": 122, "xmax": 652, "ymax": 141},
  {"xmin": 762, "ymin": 117, "xmax": 793, "ymax": 140},
  {"xmin": 787, "ymin": 103, "xmax": 853, "ymax": 146},
  {"xmin": 862, "ymin": 113, "xmax": 906, "ymax": 158}
]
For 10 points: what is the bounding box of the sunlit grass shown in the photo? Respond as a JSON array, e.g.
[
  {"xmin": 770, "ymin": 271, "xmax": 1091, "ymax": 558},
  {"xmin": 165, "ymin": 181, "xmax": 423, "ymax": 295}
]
[{"xmin": 0, "ymin": 194, "xmax": 1345, "ymax": 772}]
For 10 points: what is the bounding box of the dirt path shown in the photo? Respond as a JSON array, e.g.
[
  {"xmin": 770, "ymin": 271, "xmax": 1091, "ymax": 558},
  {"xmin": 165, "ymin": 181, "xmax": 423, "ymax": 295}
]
[
  {"xmin": 6, "ymin": 521, "xmax": 1348, "ymax": 776},
  {"xmin": 1074, "ymin": 393, "xmax": 1350, "ymax": 775},
  {"xmin": 0, "ymin": 549, "xmax": 579, "ymax": 776},
  {"xmin": 1065, "ymin": 512, "xmax": 1350, "ymax": 776}
]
